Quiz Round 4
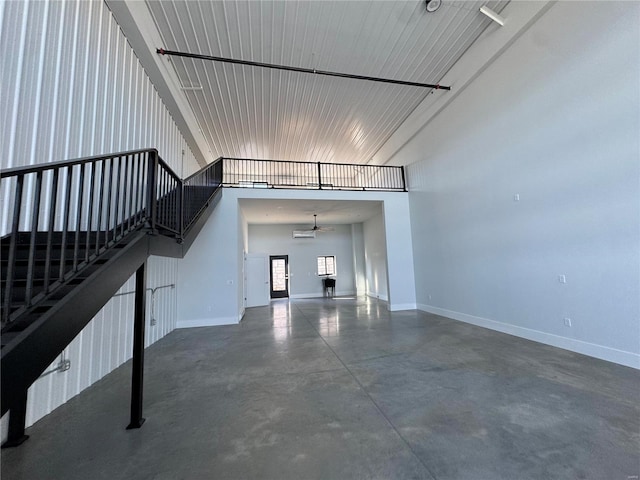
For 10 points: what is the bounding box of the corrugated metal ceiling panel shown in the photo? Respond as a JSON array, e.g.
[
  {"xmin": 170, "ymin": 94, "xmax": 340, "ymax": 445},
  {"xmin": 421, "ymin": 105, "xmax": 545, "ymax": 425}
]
[{"xmin": 147, "ymin": 0, "xmax": 508, "ymax": 164}]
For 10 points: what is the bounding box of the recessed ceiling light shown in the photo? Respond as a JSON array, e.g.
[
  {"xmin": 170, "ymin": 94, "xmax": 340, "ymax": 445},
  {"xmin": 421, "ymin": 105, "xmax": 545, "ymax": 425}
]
[{"xmin": 426, "ymin": 0, "xmax": 441, "ymax": 13}]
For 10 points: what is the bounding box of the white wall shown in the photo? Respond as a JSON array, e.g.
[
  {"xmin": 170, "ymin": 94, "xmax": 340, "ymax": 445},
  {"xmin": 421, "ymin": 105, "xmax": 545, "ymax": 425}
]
[
  {"xmin": 177, "ymin": 188, "xmax": 414, "ymax": 326},
  {"xmin": 399, "ymin": 2, "xmax": 640, "ymax": 368},
  {"xmin": 1, "ymin": 0, "xmax": 201, "ymax": 438},
  {"xmin": 177, "ymin": 192, "xmax": 241, "ymax": 327},
  {"xmin": 237, "ymin": 208, "xmax": 247, "ymax": 320},
  {"xmin": 381, "ymin": 194, "xmax": 417, "ymax": 310},
  {"xmin": 351, "ymin": 223, "xmax": 366, "ymax": 296},
  {"xmin": 363, "ymin": 213, "xmax": 389, "ymax": 301},
  {"xmin": 248, "ymin": 224, "xmax": 357, "ymax": 298}
]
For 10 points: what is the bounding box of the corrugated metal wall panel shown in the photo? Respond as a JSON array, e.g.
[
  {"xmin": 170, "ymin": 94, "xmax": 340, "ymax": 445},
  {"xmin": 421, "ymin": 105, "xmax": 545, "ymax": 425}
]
[
  {"xmin": 0, "ymin": 0, "xmax": 196, "ymax": 431},
  {"xmin": 0, "ymin": 0, "xmax": 199, "ymax": 172}
]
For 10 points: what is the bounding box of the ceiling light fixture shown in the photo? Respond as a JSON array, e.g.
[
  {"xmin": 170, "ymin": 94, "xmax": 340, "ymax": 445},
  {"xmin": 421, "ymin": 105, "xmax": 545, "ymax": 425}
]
[
  {"xmin": 479, "ymin": 5, "xmax": 505, "ymax": 26},
  {"xmin": 426, "ymin": 0, "xmax": 441, "ymax": 13}
]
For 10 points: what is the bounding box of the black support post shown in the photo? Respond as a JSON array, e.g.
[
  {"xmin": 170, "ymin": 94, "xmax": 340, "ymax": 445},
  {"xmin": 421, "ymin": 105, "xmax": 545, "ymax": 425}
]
[
  {"xmin": 127, "ymin": 262, "xmax": 147, "ymax": 430},
  {"xmin": 2, "ymin": 391, "xmax": 29, "ymax": 448}
]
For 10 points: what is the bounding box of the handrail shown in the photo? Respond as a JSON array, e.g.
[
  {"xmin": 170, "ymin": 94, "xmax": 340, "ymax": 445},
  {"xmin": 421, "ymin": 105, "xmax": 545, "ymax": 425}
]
[
  {"xmin": 222, "ymin": 157, "xmax": 406, "ymax": 191},
  {"xmin": 183, "ymin": 156, "xmax": 223, "ymax": 183},
  {"xmin": 182, "ymin": 158, "xmax": 223, "ymax": 234},
  {"xmin": 0, "ymin": 149, "xmax": 158, "ymax": 177}
]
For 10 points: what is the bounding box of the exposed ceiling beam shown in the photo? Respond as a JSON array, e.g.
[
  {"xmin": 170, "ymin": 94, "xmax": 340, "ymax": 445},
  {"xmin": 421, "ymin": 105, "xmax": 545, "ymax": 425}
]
[{"xmin": 156, "ymin": 49, "xmax": 451, "ymax": 91}]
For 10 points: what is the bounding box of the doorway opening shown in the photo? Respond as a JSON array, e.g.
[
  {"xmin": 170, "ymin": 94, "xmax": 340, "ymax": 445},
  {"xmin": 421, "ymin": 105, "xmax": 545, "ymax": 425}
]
[{"xmin": 269, "ymin": 255, "xmax": 289, "ymax": 298}]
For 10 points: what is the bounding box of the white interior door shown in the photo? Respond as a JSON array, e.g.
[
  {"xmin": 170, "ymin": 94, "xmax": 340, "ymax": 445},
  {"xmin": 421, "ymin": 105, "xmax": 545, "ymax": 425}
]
[{"xmin": 246, "ymin": 253, "xmax": 269, "ymax": 307}]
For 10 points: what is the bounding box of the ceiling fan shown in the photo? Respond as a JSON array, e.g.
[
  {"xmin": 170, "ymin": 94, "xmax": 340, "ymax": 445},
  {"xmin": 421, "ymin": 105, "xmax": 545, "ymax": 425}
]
[
  {"xmin": 311, "ymin": 214, "xmax": 334, "ymax": 232},
  {"xmin": 292, "ymin": 214, "xmax": 334, "ymax": 239}
]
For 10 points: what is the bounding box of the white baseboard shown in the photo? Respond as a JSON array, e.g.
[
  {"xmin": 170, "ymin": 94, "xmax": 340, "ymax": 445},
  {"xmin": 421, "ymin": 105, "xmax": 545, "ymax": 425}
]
[
  {"xmin": 289, "ymin": 290, "xmax": 355, "ymax": 299},
  {"xmin": 176, "ymin": 316, "xmax": 239, "ymax": 328},
  {"xmin": 389, "ymin": 303, "xmax": 417, "ymax": 312},
  {"xmin": 366, "ymin": 291, "xmax": 389, "ymax": 302},
  {"xmin": 416, "ymin": 304, "xmax": 640, "ymax": 370}
]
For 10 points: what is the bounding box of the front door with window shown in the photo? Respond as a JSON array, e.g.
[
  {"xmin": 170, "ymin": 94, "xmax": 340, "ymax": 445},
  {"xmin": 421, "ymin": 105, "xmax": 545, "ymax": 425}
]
[{"xmin": 269, "ymin": 255, "xmax": 289, "ymax": 298}]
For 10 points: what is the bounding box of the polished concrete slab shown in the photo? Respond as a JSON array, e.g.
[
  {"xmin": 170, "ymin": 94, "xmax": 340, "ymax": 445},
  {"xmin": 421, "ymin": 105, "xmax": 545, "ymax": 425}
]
[{"xmin": 2, "ymin": 297, "xmax": 639, "ymax": 479}]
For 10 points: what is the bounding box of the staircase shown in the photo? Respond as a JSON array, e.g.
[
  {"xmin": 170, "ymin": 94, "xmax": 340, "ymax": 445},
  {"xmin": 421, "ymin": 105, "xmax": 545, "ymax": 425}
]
[{"xmin": 1, "ymin": 149, "xmax": 222, "ymax": 447}]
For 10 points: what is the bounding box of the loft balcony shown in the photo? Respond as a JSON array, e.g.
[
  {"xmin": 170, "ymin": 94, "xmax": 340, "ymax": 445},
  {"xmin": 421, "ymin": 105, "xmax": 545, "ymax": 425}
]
[{"xmin": 221, "ymin": 158, "xmax": 406, "ymax": 192}]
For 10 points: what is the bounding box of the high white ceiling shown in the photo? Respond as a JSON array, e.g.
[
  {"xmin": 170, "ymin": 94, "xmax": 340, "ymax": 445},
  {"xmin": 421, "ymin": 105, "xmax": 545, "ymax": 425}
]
[
  {"xmin": 146, "ymin": 0, "xmax": 508, "ymax": 165},
  {"xmin": 239, "ymin": 199, "xmax": 382, "ymax": 225}
]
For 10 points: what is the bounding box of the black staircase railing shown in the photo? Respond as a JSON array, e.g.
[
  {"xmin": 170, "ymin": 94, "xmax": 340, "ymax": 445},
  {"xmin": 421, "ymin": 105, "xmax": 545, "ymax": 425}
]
[
  {"xmin": 0, "ymin": 149, "xmax": 223, "ymax": 328},
  {"xmin": 222, "ymin": 157, "xmax": 406, "ymax": 191},
  {"xmin": 182, "ymin": 158, "xmax": 223, "ymax": 233},
  {"xmin": 1, "ymin": 150, "xmax": 155, "ymax": 326},
  {"xmin": 154, "ymin": 157, "xmax": 182, "ymax": 235}
]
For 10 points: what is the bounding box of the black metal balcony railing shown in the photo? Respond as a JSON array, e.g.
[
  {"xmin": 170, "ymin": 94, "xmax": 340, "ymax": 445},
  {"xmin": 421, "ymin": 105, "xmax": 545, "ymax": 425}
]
[{"xmin": 222, "ymin": 158, "xmax": 406, "ymax": 191}]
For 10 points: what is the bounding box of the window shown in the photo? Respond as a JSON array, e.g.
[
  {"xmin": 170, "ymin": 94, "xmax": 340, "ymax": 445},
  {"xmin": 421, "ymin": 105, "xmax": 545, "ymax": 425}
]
[{"xmin": 317, "ymin": 256, "xmax": 336, "ymax": 276}]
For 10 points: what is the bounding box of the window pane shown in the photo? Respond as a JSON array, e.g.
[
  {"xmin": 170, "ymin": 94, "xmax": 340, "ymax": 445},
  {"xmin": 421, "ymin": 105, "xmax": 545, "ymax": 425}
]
[
  {"xmin": 272, "ymin": 259, "xmax": 286, "ymax": 291},
  {"xmin": 326, "ymin": 256, "xmax": 335, "ymax": 275},
  {"xmin": 317, "ymin": 256, "xmax": 326, "ymax": 276}
]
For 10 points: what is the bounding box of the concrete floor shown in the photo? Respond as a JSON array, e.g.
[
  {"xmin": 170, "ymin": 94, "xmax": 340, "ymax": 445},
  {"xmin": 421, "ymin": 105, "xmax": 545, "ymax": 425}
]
[{"xmin": 2, "ymin": 297, "xmax": 639, "ymax": 480}]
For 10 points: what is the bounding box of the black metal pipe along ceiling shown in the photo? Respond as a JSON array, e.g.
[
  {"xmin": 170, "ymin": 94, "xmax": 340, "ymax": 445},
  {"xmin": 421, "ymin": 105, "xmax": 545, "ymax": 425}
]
[{"xmin": 156, "ymin": 48, "xmax": 451, "ymax": 91}]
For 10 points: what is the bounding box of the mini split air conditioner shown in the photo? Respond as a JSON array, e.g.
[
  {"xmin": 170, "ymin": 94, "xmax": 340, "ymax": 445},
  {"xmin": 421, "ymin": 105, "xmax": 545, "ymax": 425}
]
[{"xmin": 292, "ymin": 230, "xmax": 316, "ymax": 239}]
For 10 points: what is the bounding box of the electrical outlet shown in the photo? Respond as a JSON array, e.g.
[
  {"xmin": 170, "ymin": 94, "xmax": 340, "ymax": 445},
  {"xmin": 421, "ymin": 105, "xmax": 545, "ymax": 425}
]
[
  {"xmin": 150, "ymin": 318, "xmax": 157, "ymax": 326},
  {"xmin": 514, "ymin": 194, "xmax": 520, "ymax": 201},
  {"xmin": 558, "ymin": 274, "xmax": 566, "ymax": 284},
  {"xmin": 563, "ymin": 317, "xmax": 572, "ymax": 327}
]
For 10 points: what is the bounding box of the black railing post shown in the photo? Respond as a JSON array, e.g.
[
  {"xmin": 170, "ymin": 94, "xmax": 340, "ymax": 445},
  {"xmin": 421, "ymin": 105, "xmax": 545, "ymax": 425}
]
[
  {"xmin": 146, "ymin": 150, "xmax": 158, "ymax": 234},
  {"xmin": 317, "ymin": 162, "xmax": 322, "ymax": 190},
  {"xmin": 1, "ymin": 391, "xmax": 29, "ymax": 448},
  {"xmin": 127, "ymin": 261, "xmax": 147, "ymax": 430},
  {"xmin": 25, "ymin": 171, "xmax": 43, "ymax": 305},
  {"xmin": 178, "ymin": 183, "xmax": 184, "ymax": 240},
  {"xmin": 2, "ymin": 175, "xmax": 24, "ymax": 326},
  {"xmin": 44, "ymin": 169, "xmax": 59, "ymax": 294},
  {"xmin": 401, "ymin": 165, "xmax": 408, "ymax": 192}
]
